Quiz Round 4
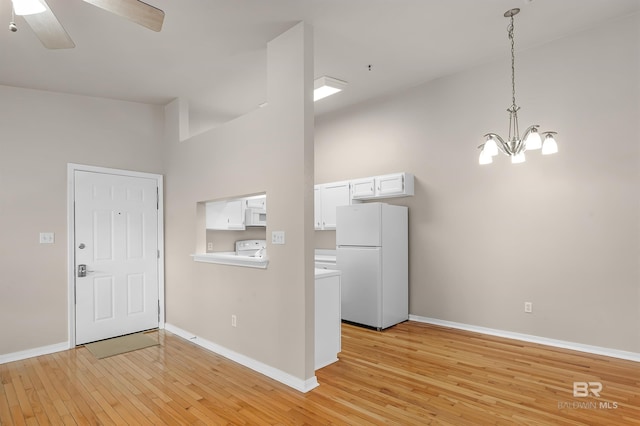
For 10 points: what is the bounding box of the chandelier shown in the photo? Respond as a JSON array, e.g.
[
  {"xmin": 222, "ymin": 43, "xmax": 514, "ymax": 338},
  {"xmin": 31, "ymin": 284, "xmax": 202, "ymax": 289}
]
[{"xmin": 479, "ymin": 8, "xmax": 558, "ymax": 165}]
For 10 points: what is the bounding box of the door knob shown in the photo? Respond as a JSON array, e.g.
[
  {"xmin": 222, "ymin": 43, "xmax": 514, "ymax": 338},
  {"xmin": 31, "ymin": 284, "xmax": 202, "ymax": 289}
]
[{"xmin": 77, "ymin": 264, "xmax": 95, "ymax": 277}]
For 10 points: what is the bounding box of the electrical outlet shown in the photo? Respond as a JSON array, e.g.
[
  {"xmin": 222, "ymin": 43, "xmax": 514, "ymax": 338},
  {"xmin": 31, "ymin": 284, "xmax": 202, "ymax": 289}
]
[
  {"xmin": 39, "ymin": 232, "xmax": 55, "ymax": 244},
  {"xmin": 231, "ymin": 314, "xmax": 237, "ymax": 327},
  {"xmin": 524, "ymin": 302, "xmax": 533, "ymax": 313},
  {"xmin": 207, "ymin": 242, "xmax": 213, "ymax": 251}
]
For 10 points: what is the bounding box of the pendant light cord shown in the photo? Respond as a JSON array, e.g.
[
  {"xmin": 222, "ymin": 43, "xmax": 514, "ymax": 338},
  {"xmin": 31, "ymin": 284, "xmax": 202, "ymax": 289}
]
[
  {"xmin": 506, "ymin": 14, "xmax": 520, "ymax": 142},
  {"xmin": 509, "ymin": 15, "xmax": 516, "ymax": 110}
]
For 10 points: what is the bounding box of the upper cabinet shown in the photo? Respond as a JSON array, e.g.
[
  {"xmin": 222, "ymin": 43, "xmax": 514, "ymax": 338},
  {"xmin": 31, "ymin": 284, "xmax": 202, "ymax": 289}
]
[
  {"xmin": 315, "ymin": 173, "xmax": 414, "ymax": 231},
  {"xmin": 206, "ymin": 194, "xmax": 267, "ymax": 231},
  {"xmin": 206, "ymin": 199, "xmax": 245, "ymax": 230},
  {"xmin": 350, "ymin": 177, "xmax": 376, "ymax": 199},
  {"xmin": 378, "ymin": 172, "xmax": 414, "ymax": 198},
  {"xmin": 315, "ymin": 181, "xmax": 351, "ymax": 230},
  {"xmin": 352, "ymin": 172, "xmax": 414, "ymax": 200}
]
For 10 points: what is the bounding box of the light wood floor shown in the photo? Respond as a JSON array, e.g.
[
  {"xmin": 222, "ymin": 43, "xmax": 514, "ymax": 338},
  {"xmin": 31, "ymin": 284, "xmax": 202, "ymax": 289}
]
[{"xmin": 1, "ymin": 321, "xmax": 639, "ymax": 425}]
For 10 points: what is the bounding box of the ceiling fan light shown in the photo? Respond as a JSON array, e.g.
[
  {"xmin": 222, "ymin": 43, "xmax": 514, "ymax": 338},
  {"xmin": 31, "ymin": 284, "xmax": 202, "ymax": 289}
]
[
  {"xmin": 511, "ymin": 152, "xmax": 526, "ymax": 164},
  {"xmin": 12, "ymin": 0, "xmax": 46, "ymax": 16},
  {"xmin": 525, "ymin": 128, "xmax": 542, "ymax": 150},
  {"xmin": 542, "ymin": 133, "xmax": 559, "ymax": 155}
]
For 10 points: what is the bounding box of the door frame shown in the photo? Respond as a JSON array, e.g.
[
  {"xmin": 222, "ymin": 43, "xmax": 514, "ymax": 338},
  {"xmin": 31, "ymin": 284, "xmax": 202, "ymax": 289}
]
[{"xmin": 66, "ymin": 163, "xmax": 165, "ymax": 348}]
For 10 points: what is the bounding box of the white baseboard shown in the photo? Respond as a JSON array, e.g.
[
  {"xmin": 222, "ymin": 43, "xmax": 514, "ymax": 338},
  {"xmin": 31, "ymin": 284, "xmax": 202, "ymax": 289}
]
[
  {"xmin": 409, "ymin": 315, "xmax": 640, "ymax": 362},
  {"xmin": 0, "ymin": 341, "xmax": 70, "ymax": 365},
  {"xmin": 164, "ymin": 323, "xmax": 319, "ymax": 393}
]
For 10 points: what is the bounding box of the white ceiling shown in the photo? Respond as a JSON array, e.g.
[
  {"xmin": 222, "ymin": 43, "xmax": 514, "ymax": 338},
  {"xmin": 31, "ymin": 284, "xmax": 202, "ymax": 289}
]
[{"xmin": 1, "ymin": 0, "xmax": 638, "ymax": 133}]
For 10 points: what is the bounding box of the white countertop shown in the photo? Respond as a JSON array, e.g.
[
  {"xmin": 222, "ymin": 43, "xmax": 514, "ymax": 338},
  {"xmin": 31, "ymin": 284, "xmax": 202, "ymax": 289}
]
[
  {"xmin": 193, "ymin": 251, "xmax": 339, "ymax": 273},
  {"xmin": 315, "ymin": 249, "xmax": 336, "ymax": 263},
  {"xmin": 192, "ymin": 252, "xmax": 269, "ymax": 269},
  {"xmin": 315, "ymin": 268, "xmax": 341, "ymax": 278}
]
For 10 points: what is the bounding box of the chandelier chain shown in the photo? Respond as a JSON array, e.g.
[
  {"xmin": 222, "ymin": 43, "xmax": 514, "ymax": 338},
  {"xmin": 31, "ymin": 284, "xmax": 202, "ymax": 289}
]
[
  {"xmin": 507, "ymin": 14, "xmax": 520, "ymax": 142},
  {"xmin": 509, "ymin": 15, "xmax": 516, "ymax": 109}
]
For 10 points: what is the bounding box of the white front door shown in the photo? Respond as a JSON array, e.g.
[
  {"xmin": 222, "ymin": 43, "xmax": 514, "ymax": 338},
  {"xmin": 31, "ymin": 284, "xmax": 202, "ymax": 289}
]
[{"xmin": 74, "ymin": 170, "xmax": 159, "ymax": 344}]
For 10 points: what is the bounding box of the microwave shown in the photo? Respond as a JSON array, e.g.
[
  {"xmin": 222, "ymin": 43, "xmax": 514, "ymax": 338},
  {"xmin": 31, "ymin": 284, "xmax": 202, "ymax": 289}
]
[{"xmin": 245, "ymin": 208, "xmax": 267, "ymax": 227}]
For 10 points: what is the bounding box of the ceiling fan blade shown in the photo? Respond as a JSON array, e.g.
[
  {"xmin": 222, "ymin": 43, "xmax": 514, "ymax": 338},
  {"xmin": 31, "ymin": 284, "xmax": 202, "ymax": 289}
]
[
  {"xmin": 82, "ymin": 0, "xmax": 165, "ymax": 32},
  {"xmin": 22, "ymin": 1, "xmax": 75, "ymax": 49}
]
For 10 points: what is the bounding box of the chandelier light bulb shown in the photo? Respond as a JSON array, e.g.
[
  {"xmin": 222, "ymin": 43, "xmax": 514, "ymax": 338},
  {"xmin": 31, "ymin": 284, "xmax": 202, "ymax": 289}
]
[
  {"xmin": 525, "ymin": 128, "xmax": 542, "ymax": 150},
  {"xmin": 542, "ymin": 133, "xmax": 559, "ymax": 155},
  {"xmin": 511, "ymin": 152, "xmax": 526, "ymax": 164},
  {"xmin": 479, "ymin": 149, "xmax": 493, "ymax": 165},
  {"xmin": 484, "ymin": 137, "xmax": 499, "ymax": 156}
]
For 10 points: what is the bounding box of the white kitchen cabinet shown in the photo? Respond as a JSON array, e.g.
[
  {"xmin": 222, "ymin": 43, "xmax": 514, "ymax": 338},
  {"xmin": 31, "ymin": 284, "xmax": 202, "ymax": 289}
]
[
  {"xmin": 321, "ymin": 182, "xmax": 350, "ymax": 229},
  {"xmin": 315, "ymin": 181, "xmax": 351, "ymax": 230},
  {"xmin": 351, "ymin": 172, "xmax": 414, "ymax": 200},
  {"xmin": 350, "ymin": 177, "xmax": 375, "ymax": 199},
  {"xmin": 315, "ymin": 269, "xmax": 341, "ymax": 370},
  {"xmin": 205, "ymin": 199, "xmax": 245, "ymax": 230},
  {"xmin": 314, "ymin": 187, "xmax": 323, "ymax": 229},
  {"xmin": 315, "ymin": 173, "xmax": 413, "ymax": 230},
  {"xmin": 377, "ymin": 173, "xmax": 411, "ymax": 197}
]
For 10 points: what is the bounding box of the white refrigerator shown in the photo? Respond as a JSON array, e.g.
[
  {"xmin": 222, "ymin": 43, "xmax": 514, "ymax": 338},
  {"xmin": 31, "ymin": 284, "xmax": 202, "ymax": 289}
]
[{"xmin": 336, "ymin": 202, "xmax": 408, "ymax": 330}]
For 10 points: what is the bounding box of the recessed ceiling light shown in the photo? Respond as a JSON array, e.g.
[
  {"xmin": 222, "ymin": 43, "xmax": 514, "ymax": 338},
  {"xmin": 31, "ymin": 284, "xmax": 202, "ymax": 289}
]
[
  {"xmin": 11, "ymin": 0, "xmax": 46, "ymax": 16},
  {"xmin": 314, "ymin": 76, "xmax": 347, "ymax": 102}
]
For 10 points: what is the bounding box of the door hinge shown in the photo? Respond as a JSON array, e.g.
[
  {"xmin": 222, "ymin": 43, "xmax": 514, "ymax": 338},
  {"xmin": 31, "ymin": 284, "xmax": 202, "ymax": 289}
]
[
  {"xmin": 156, "ymin": 187, "xmax": 159, "ymax": 210},
  {"xmin": 158, "ymin": 300, "xmax": 161, "ymax": 322}
]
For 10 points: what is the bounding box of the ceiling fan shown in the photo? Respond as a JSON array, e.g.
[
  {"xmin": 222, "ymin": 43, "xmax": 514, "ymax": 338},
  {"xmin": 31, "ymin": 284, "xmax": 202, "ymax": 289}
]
[{"xmin": 9, "ymin": 0, "xmax": 164, "ymax": 49}]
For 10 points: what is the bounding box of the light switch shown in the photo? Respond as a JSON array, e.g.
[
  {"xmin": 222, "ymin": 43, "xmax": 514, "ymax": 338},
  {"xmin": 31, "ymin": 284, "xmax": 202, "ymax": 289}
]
[
  {"xmin": 272, "ymin": 231, "xmax": 285, "ymax": 245},
  {"xmin": 39, "ymin": 232, "xmax": 55, "ymax": 244}
]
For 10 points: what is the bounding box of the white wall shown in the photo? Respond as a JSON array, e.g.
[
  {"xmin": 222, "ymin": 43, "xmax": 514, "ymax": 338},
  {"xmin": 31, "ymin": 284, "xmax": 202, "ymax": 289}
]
[
  {"xmin": 0, "ymin": 86, "xmax": 164, "ymax": 355},
  {"xmin": 315, "ymin": 14, "xmax": 640, "ymax": 352}
]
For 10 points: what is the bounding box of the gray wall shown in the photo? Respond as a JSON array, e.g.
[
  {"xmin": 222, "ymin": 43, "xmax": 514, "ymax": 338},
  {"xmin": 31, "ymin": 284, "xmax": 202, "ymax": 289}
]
[
  {"xmin": 1, "ymin": 11, "xmax": 637, "ymax": 371},
  {"xmin": 0, "ymin": 86, "xmax": 164, "ymax": 355},
  {"xmin": 315, "ymin": 14, "xmax": 640, "ymax": 352},
  {"xmin": 0, "ymin": 23, "xmax": 317, "ymax": 383},
  {"xmin": 162, "ymin": 23, "xmax": 316, "ymax": 381}
]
